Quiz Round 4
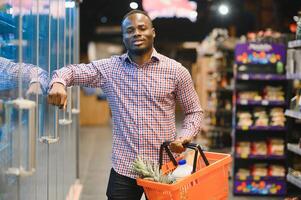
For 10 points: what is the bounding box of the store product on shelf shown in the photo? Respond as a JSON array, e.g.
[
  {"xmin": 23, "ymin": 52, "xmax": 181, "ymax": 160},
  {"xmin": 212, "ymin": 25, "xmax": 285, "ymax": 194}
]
[
  {"xmin": 252, "ymin": 164, "xmax": 268, "ymax": 177},
  {"xmin": 235, "ymin": 164, "xmax": 286, "ymax": 195},
  {"xmin": 237, "ymin": 112, "xmax": 253, "ymax": 127},
  {"xmin": 254, "ymin": 108, "xmax": 269, "ymax": 127},
  {"xmin": 270, "ymin": 108, "xmax": 286, "ymax": 126},
  {"xmin": 268, "ymin": 139, "xmax": 285, "ymax": 156},
  {"xmin": 268, "ymin": 165, "xmax": 286, "ymax": 177},
  {"xmin": 293, "ymin": 12, "xmax": 301, "ymax": 40},
  {"xmin": 252, "ymin": 142, "xmax": 267, "ymax": 156},
  {"xmin": 263, "ymin": 86, "xmax": 285, "ymax": 101},
  {"xmin": 236, "ymin": 142, "xmax": 251, "ymax": 157},
  {"xmin": 236, "ymin": 139, "xmax": 284, "ymax": 158}
]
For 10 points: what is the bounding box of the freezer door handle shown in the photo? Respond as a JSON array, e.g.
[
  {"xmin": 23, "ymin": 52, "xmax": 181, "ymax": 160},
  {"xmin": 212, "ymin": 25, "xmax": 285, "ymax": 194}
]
[
  {"xmin": 5, "ymin": 99, "xmax": 36, "ymax": 177},
  {"xmin": 71, "ymin": 86, "xmax": 80, "ymax": 114},
  {"xmin": 59, "ymin": 86, "xmax": 73, "ymax": 125},
  {"xmin": 39, "ymin": 106, "xmax": 60, "ymax": 144}
]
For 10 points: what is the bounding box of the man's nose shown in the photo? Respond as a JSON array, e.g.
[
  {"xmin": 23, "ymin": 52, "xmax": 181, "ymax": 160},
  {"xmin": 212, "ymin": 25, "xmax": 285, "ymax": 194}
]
[{"xmin": 133, "ymin": 29, "xmax": 141, "ymax": 36}]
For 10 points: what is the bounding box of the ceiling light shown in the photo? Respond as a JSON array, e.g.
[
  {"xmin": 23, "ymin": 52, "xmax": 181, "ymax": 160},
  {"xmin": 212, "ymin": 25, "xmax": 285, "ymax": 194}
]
[
  {"xmin": 218, "ymin": 4, "xmax": 229, "ymax": 15},
  {"xmin": 130, "ymin": 2, "xmax": 138, "ymax": 9},
  {"xmin": 65, "ymin": 1, "xmax": 75, "ymax": 8}
]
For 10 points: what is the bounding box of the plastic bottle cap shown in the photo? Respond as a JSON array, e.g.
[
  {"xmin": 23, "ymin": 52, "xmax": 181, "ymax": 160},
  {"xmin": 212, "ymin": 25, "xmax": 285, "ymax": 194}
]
[{"xmin": 178, "ymin": 159, "xmax": 186, "ymax": 165}]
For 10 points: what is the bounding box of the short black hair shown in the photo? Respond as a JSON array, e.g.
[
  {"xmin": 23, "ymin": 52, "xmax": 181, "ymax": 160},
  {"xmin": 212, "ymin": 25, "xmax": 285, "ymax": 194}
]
[{"xmin": 121, "ymin": 10, "xmax": 153, "ymax": 26}]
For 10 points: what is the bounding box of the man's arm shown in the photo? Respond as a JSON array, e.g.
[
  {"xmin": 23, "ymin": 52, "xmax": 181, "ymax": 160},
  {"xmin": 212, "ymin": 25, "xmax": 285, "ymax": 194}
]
[
  {"xmin": 48, "ymin": 60, "xmax": 107, "ymax": 108},
  {"xmin": 0, "ymin": 57, "xmax": 49, "ymax": 93},
  {"xmin": 170, "ymin": 66, "xmax": 204, "ymax": 153}
]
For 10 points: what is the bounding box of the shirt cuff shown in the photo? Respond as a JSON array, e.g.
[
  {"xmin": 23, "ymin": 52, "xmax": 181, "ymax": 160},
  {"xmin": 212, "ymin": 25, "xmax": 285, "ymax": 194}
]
[
  {"xmin": 29, "ymin": 79, "xmax": 48, "ymax": 94},
  {"xmin": 177, "ymin": 129, "xmax": 194, "ymax": 140},
  {"xmin": 49, "ymin": 78, "xmax": 66, "ymax": 89}
]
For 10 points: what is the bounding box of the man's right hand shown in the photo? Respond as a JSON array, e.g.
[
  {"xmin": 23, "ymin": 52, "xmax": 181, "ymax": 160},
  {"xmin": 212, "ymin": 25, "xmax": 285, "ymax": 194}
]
[{"xmin": 48, "ymin": 82, "xmax": 67, "ymax": 109}]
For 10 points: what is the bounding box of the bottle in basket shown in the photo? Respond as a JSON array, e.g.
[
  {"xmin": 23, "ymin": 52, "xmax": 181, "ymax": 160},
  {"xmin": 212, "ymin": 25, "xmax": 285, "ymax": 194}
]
[{"xmin": 172, "ymin": 159, "xmax": 193, "ymax": 181}]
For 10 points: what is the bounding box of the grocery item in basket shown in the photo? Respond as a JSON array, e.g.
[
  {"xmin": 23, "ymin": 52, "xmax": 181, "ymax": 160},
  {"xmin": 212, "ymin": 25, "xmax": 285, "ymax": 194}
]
[
  {"xmin": 171, "ymin": 159, "xmax": 193, "ymax": 181},
  {"xmin": 132, "ymin": 156, "xmax": 175, "ymax": 184}
]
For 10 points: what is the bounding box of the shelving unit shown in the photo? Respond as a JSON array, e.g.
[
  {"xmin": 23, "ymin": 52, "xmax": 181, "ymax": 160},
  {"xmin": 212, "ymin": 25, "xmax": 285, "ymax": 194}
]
[
  {"xmin": 193, "ymin": 50, "xmax": 233, "ymax": 149},
  {"xmin": 285, "ymin": 109, "xmax": 301, "ymax": 119},
  {"xmin": 233, "ymin": 42, "xmax": 288, "ymax": 196},
  {"xmin": 284, "ymin": 39, "xmax": 301, "ymax": 195}
]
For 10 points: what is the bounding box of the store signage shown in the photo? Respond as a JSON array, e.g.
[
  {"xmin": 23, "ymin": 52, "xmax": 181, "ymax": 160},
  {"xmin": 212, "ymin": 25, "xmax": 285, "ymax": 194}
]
[
  {"xmin": 235, "ymin": 43, "xmax": 286, "ymax": 65},
  {"xmin": 1, "ymin": 0, "xmax": 66, "ymax": 18},
  {"xmin": 142, "ymin": 0, "xmax": 198, "ymax": 22}
]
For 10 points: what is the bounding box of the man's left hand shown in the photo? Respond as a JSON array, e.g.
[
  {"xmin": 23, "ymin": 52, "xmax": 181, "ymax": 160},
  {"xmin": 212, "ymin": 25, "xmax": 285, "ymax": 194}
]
[
  {"xmin": 26, "ymin": 82, "xmax": 43, "ymax": 96},
  {"xmin": 169, "ymin": 138, "xmax": 191, "ymax": 153}
]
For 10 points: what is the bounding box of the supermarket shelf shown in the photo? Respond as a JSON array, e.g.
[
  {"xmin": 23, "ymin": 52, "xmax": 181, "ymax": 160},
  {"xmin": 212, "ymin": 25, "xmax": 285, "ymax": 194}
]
[
  {"xmin": 208, "ymin": 126, "xmax": 232, "ymax": 132},
  {"xmin": 286, "ymin": 73, "xmax": 301, "ymax": 80},
  {"xmin": 235, "ymin": 154, "xmax": 286, "ymax": 160},
  {"xmin": 236, "ymin": 126, "xmax": 286, "ymax": 131},
  {"xmin": 216, "ymin": 87, "xmax": 233, "ymax": 93},
  {"xmin": 285, "ymin": 109, "xmax": 301, "ymax": 120},
  {"xmin": 237, "ymin": 73, "xmax": 286, "ymax": 81},
  {"xmin": 287, "ymin": 173, "xmax": 301, "ymax": 189},
  {"xmin": 237, "ymin": 99, "xmax": 286, "ymax": 106},
  {"xmin": 288, "ymin": 40, "xmax": 301, "ymax": 49},
  {"xmin": 234, "ymin": 178, "xmax": 286, "ymax": 195},
  {"xmin": 287, "ymin": 143, "xmax": 301, "ymax": 156},
  {"xmin": 235, "ymin": 175, "xmax": 285, "ymax": 181}
]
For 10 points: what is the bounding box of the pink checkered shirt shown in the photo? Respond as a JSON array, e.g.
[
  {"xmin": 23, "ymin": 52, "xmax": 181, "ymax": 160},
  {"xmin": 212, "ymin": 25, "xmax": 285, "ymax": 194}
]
[{"xmin": 50, "ymin": 49, "xmax": 203, "ymax": 178}]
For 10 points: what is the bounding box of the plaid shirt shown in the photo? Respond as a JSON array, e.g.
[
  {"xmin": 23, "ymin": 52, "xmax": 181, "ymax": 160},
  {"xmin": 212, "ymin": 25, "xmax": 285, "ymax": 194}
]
[
  {"xmin": 0, "ymin": 57, "xmax": 49, "ymax": 92},
  {"xmin": 50, "ymin": 49, "xmax": 203, "ymax": 178}
]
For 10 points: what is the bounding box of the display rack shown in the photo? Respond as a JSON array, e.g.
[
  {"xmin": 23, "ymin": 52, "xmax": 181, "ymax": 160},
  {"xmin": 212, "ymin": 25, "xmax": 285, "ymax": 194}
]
[
  {"xmin": 284, "ymin": 39, "xmax": 301, "ymax": 195},
  {"xmin": 233, "ymin": 42, "xmax": 288, "ymax": 196}
]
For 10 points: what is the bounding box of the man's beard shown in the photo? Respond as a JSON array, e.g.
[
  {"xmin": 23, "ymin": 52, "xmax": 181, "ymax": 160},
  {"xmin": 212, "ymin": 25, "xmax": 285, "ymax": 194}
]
[{"xmin": 129, "ymin": 45, "xmax": 152, "ymax": 55}]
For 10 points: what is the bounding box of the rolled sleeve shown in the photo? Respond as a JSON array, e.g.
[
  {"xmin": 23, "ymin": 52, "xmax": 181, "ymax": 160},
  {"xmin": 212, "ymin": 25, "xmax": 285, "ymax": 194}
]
[
  {"xmin": 49, "ymin": 59, "xmax": 110, "ymax": 89},
  {"xmin": 175, "ymin": 65, "xmax": 204, "ymax": 140}
]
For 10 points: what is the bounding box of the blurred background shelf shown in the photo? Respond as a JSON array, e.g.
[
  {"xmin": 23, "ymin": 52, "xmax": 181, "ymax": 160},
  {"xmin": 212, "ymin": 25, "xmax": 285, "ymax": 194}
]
[
  {"xmin": 285, "ymin": 109, "xmax": 301, "ymax": 119},
  {"xmin": 287, "ymin": 143, "xmax": 301, "ymax": 156}
]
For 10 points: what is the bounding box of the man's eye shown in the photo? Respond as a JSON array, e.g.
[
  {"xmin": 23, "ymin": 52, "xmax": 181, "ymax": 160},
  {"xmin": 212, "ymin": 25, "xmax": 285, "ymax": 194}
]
[{"xmin": 126, "ymin": 28, "xmax": 134, "ymax": 33}]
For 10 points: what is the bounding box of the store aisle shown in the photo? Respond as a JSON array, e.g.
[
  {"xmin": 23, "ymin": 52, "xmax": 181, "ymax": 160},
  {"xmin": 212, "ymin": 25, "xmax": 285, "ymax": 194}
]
[{"xmin": 79, "ymin": 126, "xmax": 282, "ymax": 200}]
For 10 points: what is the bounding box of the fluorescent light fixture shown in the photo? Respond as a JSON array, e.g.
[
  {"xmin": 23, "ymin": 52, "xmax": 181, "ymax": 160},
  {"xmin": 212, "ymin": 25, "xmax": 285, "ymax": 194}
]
[
  {"xmin": 130, "ymin": 2, "xmax": 138, "ymax": 9},
  {"xmin": 65, "ymin": 1, "xmax": 75, "ymax": 8},
  {"xmin": 218, "ymin": 4, "xmax": 229, "ymax": 15}
]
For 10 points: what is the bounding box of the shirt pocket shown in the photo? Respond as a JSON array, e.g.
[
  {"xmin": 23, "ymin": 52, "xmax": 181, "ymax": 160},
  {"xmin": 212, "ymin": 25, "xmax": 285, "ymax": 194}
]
[{"xmin": 147, "ymin": 80, "xmax": 174, "ymax": 102}]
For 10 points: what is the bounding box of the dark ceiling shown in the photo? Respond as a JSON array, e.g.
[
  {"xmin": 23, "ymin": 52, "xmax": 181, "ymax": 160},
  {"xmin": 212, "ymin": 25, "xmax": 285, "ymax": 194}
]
[{"xmin": 79, "ymin": 0, "xmax": 301, "ymax": 54}]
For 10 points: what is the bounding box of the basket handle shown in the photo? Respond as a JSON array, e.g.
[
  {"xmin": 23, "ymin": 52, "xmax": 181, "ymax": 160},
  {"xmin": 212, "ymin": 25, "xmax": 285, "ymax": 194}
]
[{"xmin": 159, "ymin": 141, "xmax": 210, "ymax": 173}]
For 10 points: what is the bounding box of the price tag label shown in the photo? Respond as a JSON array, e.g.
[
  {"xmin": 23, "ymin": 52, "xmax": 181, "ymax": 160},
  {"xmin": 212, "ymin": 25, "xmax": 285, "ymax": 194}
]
[
  {"xmin": 239, "ymin": 175, "xmax": 247, "ymax": 181},
  {"xmin": 254, "ymin": 176, "xmax": 260, "ymax": 181},
  {"xmin": 240, "ymin": 100, "xmax": 248, "ymax": 105},
  {"xmin": 241, "ymin": 153, "xmax": 248, "ymax": 159},
  {"xmin": 261, "ymin": 100, "xmax": 269, "ymax": 105},
  {"xmin": 241, "ymin": 74, "xmax": 249, "ymax": 80}
]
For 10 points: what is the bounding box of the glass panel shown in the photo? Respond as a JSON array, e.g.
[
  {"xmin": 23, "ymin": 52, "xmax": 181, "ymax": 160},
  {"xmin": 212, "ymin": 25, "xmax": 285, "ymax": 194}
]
[
  {"xmin": 36, "ymin": 0, "xmax": 50, "ymax": 200},
  {"xmin": 19, "ymin": 1, "xmax": 38, "ymax": 200},
  {"xmin": 48, "ymin": 0, "xmax": 60, "ymax": 199},
  {"xmin": 56, "ymin": 1, "xmax": 65, "ymax": 200},
  {"xmin": 0, "ymin": 1, "xmax": 24, "ymax": 200}
]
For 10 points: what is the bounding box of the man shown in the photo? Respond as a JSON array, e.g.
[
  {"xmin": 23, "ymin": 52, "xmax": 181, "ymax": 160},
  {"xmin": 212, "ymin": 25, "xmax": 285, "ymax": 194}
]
[{"xmin": 48, "ymin": 10, "xmax": 203, "ymax": 200}]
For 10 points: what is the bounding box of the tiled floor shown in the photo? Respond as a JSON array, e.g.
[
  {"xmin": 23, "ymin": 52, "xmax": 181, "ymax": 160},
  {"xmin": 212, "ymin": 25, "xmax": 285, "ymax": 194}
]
[{"xmin": 79, "ymin": 126, "xmax": 282, "ymax": 200}]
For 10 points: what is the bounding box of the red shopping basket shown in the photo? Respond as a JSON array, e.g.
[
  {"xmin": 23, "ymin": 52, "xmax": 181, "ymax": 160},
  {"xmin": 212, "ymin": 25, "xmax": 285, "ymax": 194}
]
[{"xmin": 136, "ymin": 142, "xmax": 232, "ymax": 200}]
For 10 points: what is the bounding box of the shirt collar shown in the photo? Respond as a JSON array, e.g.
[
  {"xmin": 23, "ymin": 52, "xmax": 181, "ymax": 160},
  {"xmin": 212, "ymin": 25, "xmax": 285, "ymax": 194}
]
[{"xmin": 123, "ymin": 48, "xmax": 160, "ymax": 64}]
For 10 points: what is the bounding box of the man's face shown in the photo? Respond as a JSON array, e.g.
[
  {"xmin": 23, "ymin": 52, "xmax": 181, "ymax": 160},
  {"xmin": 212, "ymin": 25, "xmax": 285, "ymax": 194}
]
[{"xmin": 122, "ymin": 13, "xmax": 155, "ymax": 55}]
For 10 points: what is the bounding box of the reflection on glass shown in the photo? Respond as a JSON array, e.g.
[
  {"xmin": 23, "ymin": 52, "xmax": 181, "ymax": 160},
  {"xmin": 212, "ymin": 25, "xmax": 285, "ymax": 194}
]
[{"xmin": 0, "ymin": 57, "xmax": 49, "ymax": 97}]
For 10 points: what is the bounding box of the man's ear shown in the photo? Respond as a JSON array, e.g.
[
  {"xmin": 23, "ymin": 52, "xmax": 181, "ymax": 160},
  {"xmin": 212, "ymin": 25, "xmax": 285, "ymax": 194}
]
[{"xmin": 152, "ymin": 28, "xmax": 156, "ymax": 38}]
